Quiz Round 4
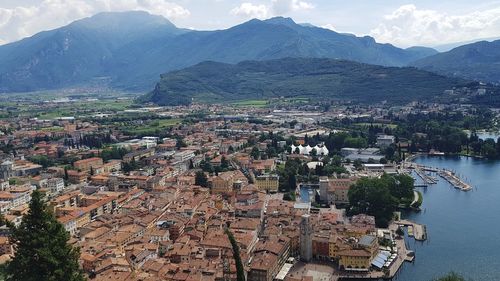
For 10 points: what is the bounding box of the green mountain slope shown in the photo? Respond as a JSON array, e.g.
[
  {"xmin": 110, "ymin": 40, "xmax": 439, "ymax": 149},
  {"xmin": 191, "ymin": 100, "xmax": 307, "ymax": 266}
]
[
  {"xmin": 0, "ymin": 13, "xmax": 437, "ymax": 93},
  {"xmin": 412, "ymin": 40, "xmax": 500, "ymax": 84},
  {"xmin": 139, "ymin": 58, "xmax": 470, "ymax": 106}
]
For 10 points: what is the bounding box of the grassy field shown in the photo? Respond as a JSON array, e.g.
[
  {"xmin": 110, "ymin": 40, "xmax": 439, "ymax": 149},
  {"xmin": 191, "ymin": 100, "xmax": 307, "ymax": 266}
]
[
  {"xmin": 33, "ymin": 99, "xmax": 134, "ymax": 119},
  {"xmin": 354, "ymin": 122, "xmax": 398, "ymax": 129},
  {"xmin": 230, "ymin": 100, "xmax": 269, "ymax": 107},
  {"xmin": 121, "ymin": 118, "xmax": 183, "ymax": 135}
]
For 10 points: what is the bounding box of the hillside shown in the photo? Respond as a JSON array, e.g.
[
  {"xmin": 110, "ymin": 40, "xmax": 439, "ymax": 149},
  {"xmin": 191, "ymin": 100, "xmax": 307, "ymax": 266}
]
[
  {"xmin": 412, "ymin": 40, "xmax": 500, "ymax": 84},
  {"xmin": 0, "ymin": 11, "xmax": 185, "ymax": 92},
  {"xmin": 0, "ymin": 12, "xmax": 437, "ymax": 93},
  {"xmin": 139, "ymin": 58, "xmax": 469, "ymax": 106}
]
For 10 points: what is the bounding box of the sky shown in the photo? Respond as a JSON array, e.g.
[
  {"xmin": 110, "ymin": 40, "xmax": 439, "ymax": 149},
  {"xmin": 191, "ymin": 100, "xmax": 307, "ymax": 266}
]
[{"xmin": 1, "ymin": 0, "xmax": 500, "ymax": 48}]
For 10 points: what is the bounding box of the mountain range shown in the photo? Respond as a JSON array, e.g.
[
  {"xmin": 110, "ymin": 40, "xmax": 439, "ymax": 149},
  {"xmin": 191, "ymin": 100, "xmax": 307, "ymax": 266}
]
[
  {"xmin": 412, "ymin": 40, "xmax": 500, "ymax": 84},
  {"xmin": 0, "ymin": 11, "xmax": 438, "ymax": 93},
  {"xmin": 139, "ymin": 58, "xmax": 472, "ymax": 106},
  {"xmin": 0, "ymin": 11, "xmax": 499, "ymax": 95}
]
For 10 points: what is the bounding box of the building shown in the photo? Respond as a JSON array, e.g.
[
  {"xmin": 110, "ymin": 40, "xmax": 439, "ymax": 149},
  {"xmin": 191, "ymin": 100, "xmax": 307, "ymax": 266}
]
[
  {"xmin": 46, "ymin": 178, "xmax": 64, "ymax": 194},
  {"xmin": 209, "ymin": 171, "xmax": 247, "ymax": 194},
  {"xmin": 299, "ymin": 214, "xmax": 313, "ymax": 262},
  {"xmin": 376, "ymin": 135, "xmax": 395, "ymax": 148},
  {"xmin": 123, "ymin": 149, "xmax": 155, "ymax": 163},
  {"xmin": 320, "ymin": 177, "xmax": 357, "ymax": 205},
  {"xmin": 290, "ymin": 145, "xmax": 329, "ymax": 156},
  {"xmin": 255, "ymin": 174, "xmax": 279, "ymax": 193},
  {"xmin": 338, "ymin": 235, "xmax": 379, "ymax": 271},
  {"xmin": 73, "ymin": 157, "xmax": 103, "ymax": 172},
  {"xmin": 0, "ymin": 161, "xmax": 12, "ymax": 181}
]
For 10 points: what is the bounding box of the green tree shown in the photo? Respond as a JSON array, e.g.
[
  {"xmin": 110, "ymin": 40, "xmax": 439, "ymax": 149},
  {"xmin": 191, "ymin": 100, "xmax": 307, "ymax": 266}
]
[
  {"xmin": 6, "ymin": 190, "xmax": 85, "ymax": 281},
  {"xmin": 221, "ymin": 156, "xmax": 230, "ymax": 170},
  {"xmin": 348, "ymin": 177, "xmax": 397, "ymax": 228},
  {"xmin": 250, "ymin": 146, "xmax": 260, "ymax": 160},
  {"xmin": 195, "ymin": 171, "xmax": 208, "ymax": 188},
  {"xmin": 225, "ymin": 228, "xmax": 245, "ymax": 281}
]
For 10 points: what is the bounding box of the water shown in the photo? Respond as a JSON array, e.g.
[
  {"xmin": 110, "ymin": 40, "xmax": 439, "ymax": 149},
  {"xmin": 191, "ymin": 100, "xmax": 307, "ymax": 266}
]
[{"xmin": 394, "ymin": 156, "xmax": 500, "ymax": 281}]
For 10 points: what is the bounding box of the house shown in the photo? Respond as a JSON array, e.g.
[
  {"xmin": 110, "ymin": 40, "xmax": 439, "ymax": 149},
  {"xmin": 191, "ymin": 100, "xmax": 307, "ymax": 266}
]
[
  {"xmin": 255, "ymin": 174, "xmax": 279, "ymax": 193},
  {"xmin": 73, "ymin": 157, "xmax": 103, "ymax": 171},
  {"xmin": 376, "ymin": 135, "xmax": 395, "ymax": 148}
]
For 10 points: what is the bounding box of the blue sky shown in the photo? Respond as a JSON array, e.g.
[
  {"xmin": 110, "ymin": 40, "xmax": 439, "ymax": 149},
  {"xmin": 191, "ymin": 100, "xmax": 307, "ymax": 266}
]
[{"xmin": 1, "ymin": 0, "xmax": 500, "ymax": 47}]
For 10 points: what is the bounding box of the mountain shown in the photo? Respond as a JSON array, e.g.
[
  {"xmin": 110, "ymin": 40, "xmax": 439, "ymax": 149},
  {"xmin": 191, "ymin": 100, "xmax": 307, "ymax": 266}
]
[
  {"xmin": 433, "ymin": 37, "xmax": 500, "ymax": 52},
  {"xmin": 139, "ymin": 57, "xmax": 469, "ymax": 106},
  {"xmin": 0, "ymin": 13, "xmax": 437, "ymax": 93},
  {"xmin": 412, "ymin": 40, "xmax": 500, "ymax": 84},
  {"xmin": 0, "ymin": 11, "xmax": 186, "ymax": 92}
]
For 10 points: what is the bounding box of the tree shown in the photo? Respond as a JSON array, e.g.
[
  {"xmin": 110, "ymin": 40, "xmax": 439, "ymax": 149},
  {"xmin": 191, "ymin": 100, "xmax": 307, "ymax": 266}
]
[
  {"xmin": 220, "ymin": 156, "xmax": 230, "ymax": 170},
  {"xmin": 396, "ymin": 227, "xmax": 404, "ymax": 237},
  {"xmin": 225, "ymin": 229, "xmax": 245, "ymax": 281},
  {"xmin": 250, "ymin": 146, "xmax": 260, "ymax": 160},
  {"xmin": 64, "ymin": 166, "xmax": 69, "ymax": 181},
  {"xmin": 6, "ymin": 190, "xmax": 85, "ymax": 281},
  {"xmin": 348, "ymin": 177, "xmax": 397, "ymax": 228},
  {"xmin": 195, "ymin": 171, "xmax": 208, "ymax": 188},
  {"xmin": 353, "ymin": 159, "xmax": 363, "ymax": 170}
]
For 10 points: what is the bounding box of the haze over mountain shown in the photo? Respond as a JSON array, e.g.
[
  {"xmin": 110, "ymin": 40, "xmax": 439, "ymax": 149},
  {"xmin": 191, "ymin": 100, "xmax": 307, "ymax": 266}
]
[
  {"xmin": 433, "ymin": 37, "xmax": 500, "ymax": 52},
  {"xmin": 0, "ymin": 11, "xmax": 438, "ymax": 93},
  {"xmin": 139, "ymin": 57, "xmax": 470, "ymax": 106},
  {"xmin": 412, "ymin": 40, "xmax": 500, "ymax": 84}
]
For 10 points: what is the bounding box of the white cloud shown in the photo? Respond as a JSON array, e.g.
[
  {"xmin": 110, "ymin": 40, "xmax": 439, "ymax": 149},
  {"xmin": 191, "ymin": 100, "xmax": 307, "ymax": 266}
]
[
  {"xmin": 370, "ymin": 4, "xmax": 500, "ymax": 47},
  {"xmin": 321, "ymin": 24, "xmax": 337, "ymax": 32},
  {"xmin": 0, "ymin": 0, "xmax": 190, "ymax": 44},
  {"xmin": 230, "ymin": 0, "xmax": 314, "ymax": 20},
  {"xmin": 230, "ymin": 3, "xmax": 269, "ymax": 19},
  {"xmin": 272, "ymin": 0, "xmax": 314, "ymax": 14}
]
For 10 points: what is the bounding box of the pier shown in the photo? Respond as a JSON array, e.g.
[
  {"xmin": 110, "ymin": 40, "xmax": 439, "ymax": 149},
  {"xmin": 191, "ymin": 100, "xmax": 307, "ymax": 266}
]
[
  {"xmin": 405, "ymin": 161, "xmax": 473, "ymax": 192},
  {"xmin": 397, "ymin": 219, "xmax": 427, "ymax": 241},
  {"xmin": 412, "ymin": 166, "xmax": 438, "ymax": 185},
  {"xmin": 438, "ymin": 169, "xmax": 472, "ymax": 191}
]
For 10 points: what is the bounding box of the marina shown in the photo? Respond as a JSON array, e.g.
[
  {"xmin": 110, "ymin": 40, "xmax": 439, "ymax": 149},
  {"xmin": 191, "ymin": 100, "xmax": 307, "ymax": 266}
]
[{"xmin": 405, "ymin": 159, "xmax": 473, "ymax": 192}]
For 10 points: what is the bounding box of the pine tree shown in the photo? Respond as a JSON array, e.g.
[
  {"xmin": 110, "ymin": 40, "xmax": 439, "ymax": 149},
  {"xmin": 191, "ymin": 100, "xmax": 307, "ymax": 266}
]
[
  {"xmin": 6, "ymin": 190, "xmax": 85, "ymax": 281},
  {"xmin": 225, "ymin": 228, "xmax": 245, "ymax": 281}
]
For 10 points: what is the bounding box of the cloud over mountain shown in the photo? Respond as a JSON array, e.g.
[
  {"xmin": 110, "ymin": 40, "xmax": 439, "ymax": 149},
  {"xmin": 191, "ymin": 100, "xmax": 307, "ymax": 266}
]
[
  {"xmin": 371, "ymin": 4, "xmax": 500, "ymax": 47},
  {"xmin": 230, "ymin": 0, "xmax": 314, "ymax": 20},
  {"xmin": 0, "ymin": 0, "xmax": 190, "ymax": 44}
]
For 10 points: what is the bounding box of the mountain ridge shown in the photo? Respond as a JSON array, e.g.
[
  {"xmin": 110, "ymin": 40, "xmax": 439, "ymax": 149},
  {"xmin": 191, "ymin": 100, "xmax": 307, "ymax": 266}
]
[
  {"xmin": 411, "ymin": 40, "xmax": 500, "ymax": 84},
  {"xmin": 0, "ymin": 11, "xmax": 438, "ymax": 93},
  {"xmin": 139, "ymin": 57, "xmax": 473, "ymax": 106}
]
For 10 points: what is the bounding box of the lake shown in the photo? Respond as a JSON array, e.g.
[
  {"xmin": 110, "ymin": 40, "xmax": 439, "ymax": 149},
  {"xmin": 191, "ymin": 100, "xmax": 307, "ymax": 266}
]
[{"xmin": 394, "ymin": 156, "xmax": 500, "ymax": 281}]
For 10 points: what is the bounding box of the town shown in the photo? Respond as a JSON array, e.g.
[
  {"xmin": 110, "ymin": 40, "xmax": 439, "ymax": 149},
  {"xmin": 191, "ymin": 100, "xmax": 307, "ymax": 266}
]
[{"xmin": 0, "ymin": 96, "xmax": 498, "ymax": 281}]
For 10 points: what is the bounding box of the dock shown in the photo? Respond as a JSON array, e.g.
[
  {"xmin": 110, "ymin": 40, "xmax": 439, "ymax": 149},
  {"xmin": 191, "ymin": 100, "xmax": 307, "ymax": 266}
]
[
  {"xmin": 413, "ymin": 167, "xmax": 438, "ymax": 185},
  {"xmin": 397, "ymin": 220, "xmax": 427, "ymax": 241},
  {"xmin": 406, "ymin": 161, "xmax": 473, "ymax": 192},
  {"xmin": 438, "ymin": 169, "xmax": 472, "ymax": 191}
]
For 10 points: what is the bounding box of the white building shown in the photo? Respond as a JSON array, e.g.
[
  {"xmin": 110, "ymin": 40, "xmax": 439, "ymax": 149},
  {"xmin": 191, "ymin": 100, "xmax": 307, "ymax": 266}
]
[
  {"xmin": 290, "ymin": 144, "xmax": 329, "ymax": 156},
  {"xmin": 46, "ymin": 178, "xmax": 65, "ymax": 194},
  {"xmin": 376, "ymin": 135, "xmax": 395, "ymax": 148}
]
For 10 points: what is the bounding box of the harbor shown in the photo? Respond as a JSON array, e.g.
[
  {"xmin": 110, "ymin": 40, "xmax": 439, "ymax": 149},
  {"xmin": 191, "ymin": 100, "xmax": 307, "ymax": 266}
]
[{"xmin": 404, "ymin": 159, "xmax": 473, "ymax": 192}]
